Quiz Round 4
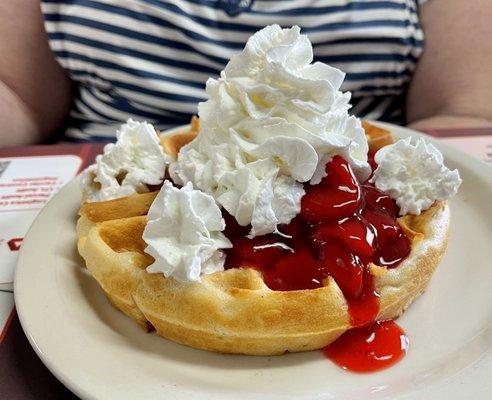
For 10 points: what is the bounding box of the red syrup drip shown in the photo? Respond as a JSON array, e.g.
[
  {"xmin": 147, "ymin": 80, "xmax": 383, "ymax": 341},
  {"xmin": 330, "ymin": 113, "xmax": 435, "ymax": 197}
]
[
  {"xmin": 323, "ymin": 320, "xmax": 409, "ymax": 373},
  {"xmin": 347, "ymin": 272, "xmax": 380, "ymax": 328},
  {"xmin": 223, "ymin": 156, "xmax": 411, "ymax": 372}
]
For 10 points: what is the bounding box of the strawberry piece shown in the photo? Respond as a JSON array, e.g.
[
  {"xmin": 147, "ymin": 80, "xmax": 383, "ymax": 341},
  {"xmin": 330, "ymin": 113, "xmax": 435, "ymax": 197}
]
[
  {"xmin": 311, "ymin": 217, "xmax": 375, "ymax": 261},
  {"xmin": 224, "ymin": 236, "xmax": 288, "ymax": 270},
  {"xmin": 362, "ymin": 185, "xmax": 396, "ymax": 216},
  {"xmin": 318, "ymin": 242, "xmax": 364, "ymax": 299},
  {"xmin": 323, "ymin": 155, "xmax": 359, "ymax": 188},
  {"xmin": 300, "ymin": 185, "xmax": 359, "ymax": 223},
  {"xmin": 373, "ymin": 233, "xmax": 411, "ymax": 268},
  {"xmin": 262, "ymin": 247, "xmax": 322, "ymax": 291},
  {"xmin": 361, "ymin": 208, "xmax": 411, "ymax": 269},
  {"xmin": 301, "ymin": 156, "xmax": 361, "ymax": 223},
  {"xmin": 362, "ymin": 209, "xmax": 401, "ymax": 248}
]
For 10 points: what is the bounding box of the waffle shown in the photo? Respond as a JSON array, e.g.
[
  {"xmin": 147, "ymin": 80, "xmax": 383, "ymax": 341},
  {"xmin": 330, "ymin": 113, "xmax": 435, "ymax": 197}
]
[{"xmin": 77, "ymin": 122, "xmax": 450, "ymax": 355}]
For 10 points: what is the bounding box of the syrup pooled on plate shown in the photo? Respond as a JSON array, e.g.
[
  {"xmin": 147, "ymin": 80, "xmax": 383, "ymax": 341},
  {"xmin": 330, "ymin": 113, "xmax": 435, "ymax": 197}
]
[
  {"xmin": 223, "ymin": 156, "xmax": 411, "ymax": 372},
  {"xmin": 323, "ymin": 320, "xmax": 409, "ymax": 373}
]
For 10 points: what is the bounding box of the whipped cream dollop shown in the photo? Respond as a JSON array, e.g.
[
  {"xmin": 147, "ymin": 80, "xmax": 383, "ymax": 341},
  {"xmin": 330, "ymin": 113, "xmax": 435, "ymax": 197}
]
[
  {"xmin": 143, "ymin": 181, "xmax": 232, "ymax": 283},
  {"xmin": 371, "ymin": 137, "xmax": 462, "ymax": 215},
  {"xmin": 171, "ymin": 25, "xmax": 370, "ymax": 237},
  {"xmin": 81, "ymin": 119, "xmax": 168, "ymax": 202}
]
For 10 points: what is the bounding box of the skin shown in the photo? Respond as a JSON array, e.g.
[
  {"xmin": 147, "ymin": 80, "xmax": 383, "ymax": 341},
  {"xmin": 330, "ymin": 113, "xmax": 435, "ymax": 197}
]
[
  {"xmin": 0, "ymin": 1, "xmax": 72, "ymax": 146},
  {"xmin": 406, "ymin": 0, "xmax": 492, "ymax": 129},
  {"xmin": 0, "ymin": 0, "xmax": 491, "ymax": 147}
]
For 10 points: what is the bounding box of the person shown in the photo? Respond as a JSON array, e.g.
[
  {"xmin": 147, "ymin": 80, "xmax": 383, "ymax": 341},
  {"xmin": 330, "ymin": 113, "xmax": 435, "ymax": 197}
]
[{"xmin": 0, "ymin": 0, "xmax": 491, "ymax": 147}]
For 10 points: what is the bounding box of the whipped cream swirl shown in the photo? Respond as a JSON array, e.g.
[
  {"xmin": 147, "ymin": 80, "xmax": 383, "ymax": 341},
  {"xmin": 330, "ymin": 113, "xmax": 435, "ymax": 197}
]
[
  {"xmin": 171, "ymin": 25, "xmax": 370, "ymax": 237},
  {"xmin": 371, "ymin": 137, "xmax": 462, "ymax": 215},
  {"xmin": 143, "ymin": 181, "xmax": 232, "ymax": 283},
  {"xmin": 81, "ymin": 119, "xmax": 168, "ymax": 202}
]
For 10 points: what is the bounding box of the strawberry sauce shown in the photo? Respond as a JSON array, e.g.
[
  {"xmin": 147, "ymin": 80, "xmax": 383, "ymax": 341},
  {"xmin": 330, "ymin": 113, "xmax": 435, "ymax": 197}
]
[
  {"xmin": 323, "ymin": 320, "xmax": 409, "ymax": 372},
  {"xmin": 223, "ymin": 156, "xmax": 411, "ymax": 372}
]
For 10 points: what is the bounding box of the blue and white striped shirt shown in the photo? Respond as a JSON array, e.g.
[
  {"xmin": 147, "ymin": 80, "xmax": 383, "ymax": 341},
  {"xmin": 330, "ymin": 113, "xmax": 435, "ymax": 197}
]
[{"xmin": 41, "ymin": 0, "xmax": 426, "ymax": 142}]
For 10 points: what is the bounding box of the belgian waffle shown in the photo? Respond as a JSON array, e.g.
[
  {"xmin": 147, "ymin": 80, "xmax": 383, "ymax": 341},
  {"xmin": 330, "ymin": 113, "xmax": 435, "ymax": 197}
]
[{"xmin": 77, "ymin": 122, "xmax": 449, "ymax": 355}]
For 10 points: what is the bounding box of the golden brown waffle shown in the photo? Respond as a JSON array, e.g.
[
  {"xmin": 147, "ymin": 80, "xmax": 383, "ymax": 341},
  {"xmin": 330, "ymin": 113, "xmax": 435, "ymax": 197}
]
[
  {"xmin": 362, "ymin": 121, "xmax": 394, "ymax": 152},
  {"xmin": 77, "ymin": 121, "xmax": 450, "ymax": 355},
  {"xmin": 160, "ymin": 116, "xmax": 200, "ymax": 160}
]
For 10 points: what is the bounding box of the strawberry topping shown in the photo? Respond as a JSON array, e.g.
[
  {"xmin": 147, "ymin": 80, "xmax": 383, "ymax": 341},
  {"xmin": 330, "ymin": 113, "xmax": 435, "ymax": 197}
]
[{"xmin": 224, "ymin": 155, "xmax": 411, "ymax": 327}]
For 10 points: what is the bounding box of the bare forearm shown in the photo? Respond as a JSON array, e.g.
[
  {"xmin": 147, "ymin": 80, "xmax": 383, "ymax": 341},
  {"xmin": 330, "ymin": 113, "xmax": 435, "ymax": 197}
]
[
  {"xmin": 406, "ymin": 0, "xmax": 492, "ymax": 129},
  {"xmin": 0, "ymin": 0, "xmax": 72, "ymax": 147},
  {"xmin": 0, "ymin": 81, "xmax": 42, "ymax": 146}
]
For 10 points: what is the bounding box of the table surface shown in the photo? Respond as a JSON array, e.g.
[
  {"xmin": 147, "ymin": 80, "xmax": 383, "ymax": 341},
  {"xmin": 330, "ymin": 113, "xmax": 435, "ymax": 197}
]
[{"xmin": 1, "ymin": 126, "xmax": 490, "ymax": 400}]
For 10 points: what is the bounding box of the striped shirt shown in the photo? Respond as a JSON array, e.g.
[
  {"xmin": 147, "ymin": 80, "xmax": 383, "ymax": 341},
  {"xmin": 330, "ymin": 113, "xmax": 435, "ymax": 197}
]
[{"xmin": 41, "ymin": 0, "xmax": 426, "ymax": 142}]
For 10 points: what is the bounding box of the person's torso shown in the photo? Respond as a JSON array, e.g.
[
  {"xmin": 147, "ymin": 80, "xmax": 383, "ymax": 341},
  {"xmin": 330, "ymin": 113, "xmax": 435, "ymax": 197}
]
[{"xmin": 41, "ymin": 0, "xmax": 424, "ymax": 141}]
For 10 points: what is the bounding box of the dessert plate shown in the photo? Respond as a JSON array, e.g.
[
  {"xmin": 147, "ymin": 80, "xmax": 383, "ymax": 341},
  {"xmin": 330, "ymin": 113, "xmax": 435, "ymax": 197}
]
[{"xmin": 15, "ymin": 123, "xmax": 492, "ymax": 400}]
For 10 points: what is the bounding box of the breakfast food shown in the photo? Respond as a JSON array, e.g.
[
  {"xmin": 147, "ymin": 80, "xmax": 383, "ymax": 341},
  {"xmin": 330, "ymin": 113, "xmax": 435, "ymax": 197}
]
[
  {"xmin": 81, "ymin": 119, "xmax": 169, "ymax": 202},
  {"xmin": 77, "ymin": 26, "xmax": 461, "ymax": 363}
]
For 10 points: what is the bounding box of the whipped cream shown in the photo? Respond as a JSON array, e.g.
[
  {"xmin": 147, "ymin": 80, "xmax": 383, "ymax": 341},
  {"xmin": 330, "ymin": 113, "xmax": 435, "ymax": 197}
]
[
  {"xmin": 171, "ymin": 25, "xmax": 370, "ymax": 236},
  {"xmin": 371, "ymin": 137, "xmax": 462, "ymax": 215},
  {"xmin": 81, "ymin": 119, "xmax": 168, "ymax": 202},
  {"xmin": 143, "ymin": 181, "xmax": 232, "ymax": 283}
]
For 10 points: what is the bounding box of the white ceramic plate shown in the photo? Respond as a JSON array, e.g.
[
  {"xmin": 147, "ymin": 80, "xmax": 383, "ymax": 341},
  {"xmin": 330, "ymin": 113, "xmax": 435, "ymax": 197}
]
[{"xmin": 15, "ymin": 123, "xmax": 492, "ymax": 400}]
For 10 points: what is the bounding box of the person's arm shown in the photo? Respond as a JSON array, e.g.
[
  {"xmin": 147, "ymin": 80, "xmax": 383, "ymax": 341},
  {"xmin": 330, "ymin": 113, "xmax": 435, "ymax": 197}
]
[
  {"xmin": 406, "ymin": 0, "xmax": 492, "ymax": 130},
  {"xmin": 0, "ymin": 1, "xmax": 72, "ymax": 147}
]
